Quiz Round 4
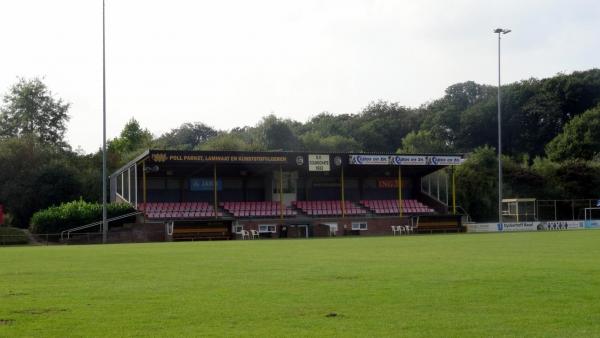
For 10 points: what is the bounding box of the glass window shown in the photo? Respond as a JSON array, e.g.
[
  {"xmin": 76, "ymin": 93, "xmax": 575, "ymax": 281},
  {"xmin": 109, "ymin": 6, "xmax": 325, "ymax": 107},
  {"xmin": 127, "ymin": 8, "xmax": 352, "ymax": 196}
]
[
  {"xmin": 259, "ymin": 224, "xmax": 277, "ymax": 233},
  {"xmin": 351, "ymin": 222, "xmax": 368, "ymax": 230},
  {"xmin": 117, "ymin": 173, "xmax": 123, "ymax": 195}
]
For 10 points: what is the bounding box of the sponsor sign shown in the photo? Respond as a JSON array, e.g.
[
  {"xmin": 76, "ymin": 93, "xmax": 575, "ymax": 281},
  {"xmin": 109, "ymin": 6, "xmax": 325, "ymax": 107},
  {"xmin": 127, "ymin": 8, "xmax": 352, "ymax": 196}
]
[
  {"xmin": 496, "ymin": 222, "xmax": 538, "ymax": 232},
  {"xmin": 584, "ymin": 220, "xmax": 600, "ymax": 229},
  {"xmin": 390, "ymin": 156, "xmax": 426, "ymax": 165},
  {"xmin": 539, "ymin": 221, "xmax": 583, "ymax": 230},
  {"xmin": 377, "ymin": 178, "xmax": 406, "ymax": 188},
  {"xmin": 392, "ymin": 155, "xmax": 463, "ymax": 166},
  {"xmin": 467, "ymin": 221, "xmax": 584, "ymax": 232},
  {"xmin": 308, "ymin": 154, "xmax": 330, "ymax": 172},
  {"xmin": 350, "ymin": 154, "xmax": 463, "ymax": 166},
  {"xmin": 190, "ymin": 178, "xmax": 222, "ymax": 191},
  {"xmin": 150, "ymin": 151, "xmax": 288, "ymax": 164},
  {"xmin": 349, "ymin": 155, "xmax": 390, "ymax": 165}
]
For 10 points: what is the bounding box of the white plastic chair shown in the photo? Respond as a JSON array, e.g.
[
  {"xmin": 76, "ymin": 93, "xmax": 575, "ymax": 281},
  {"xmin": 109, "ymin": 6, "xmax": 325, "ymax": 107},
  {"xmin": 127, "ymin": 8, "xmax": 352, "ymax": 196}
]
[
  {"xmin": 250, "ymin": 229, "xmax": 260, "ymax": 239},
  {"xmin": 391, "ymin": 225, "xmax": 399, "ymax": 236},
  {"xmin": 241, "ymin": 230, "xmax": 250, "ymax": 240}
]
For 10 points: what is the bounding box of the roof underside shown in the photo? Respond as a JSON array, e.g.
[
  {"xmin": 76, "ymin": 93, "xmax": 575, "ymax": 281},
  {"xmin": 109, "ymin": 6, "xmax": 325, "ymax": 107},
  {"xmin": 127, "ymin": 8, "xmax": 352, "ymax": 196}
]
[{"xmin": 111, "ymin": 149, "xmax": 464, "ymax": 178}]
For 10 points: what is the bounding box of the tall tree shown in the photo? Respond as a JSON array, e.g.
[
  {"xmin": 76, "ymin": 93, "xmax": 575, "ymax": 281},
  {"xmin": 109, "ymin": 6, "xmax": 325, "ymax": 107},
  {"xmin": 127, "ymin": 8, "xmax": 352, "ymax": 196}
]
[
  {"xmin": 154, "ymin": 122, "xmax": 218, "ymax": 150},
  {"xmin": 108, "ymin": 118, "xmax": 153, "ymax": 166},
  {"xmin": 0, "ymin": 78, "xmax": 70, "ymax": 147},
  {"xmin": 0, "ymin": 137, "xmax": 80, "ymax": 227},
  {"xmin": 256, "ymin": 115, "xmax": 300, "ymax": 151},
  {"xmin": 545, "ymin": 105, "xmax": 600, "ymax": 161}
]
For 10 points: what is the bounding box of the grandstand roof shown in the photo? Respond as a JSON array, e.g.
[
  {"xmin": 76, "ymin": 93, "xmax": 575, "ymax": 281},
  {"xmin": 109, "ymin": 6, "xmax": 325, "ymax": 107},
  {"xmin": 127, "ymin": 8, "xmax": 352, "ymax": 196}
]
[{"xmin": 110, "ymin": 149, "xmax": 465, "ymax": 178}]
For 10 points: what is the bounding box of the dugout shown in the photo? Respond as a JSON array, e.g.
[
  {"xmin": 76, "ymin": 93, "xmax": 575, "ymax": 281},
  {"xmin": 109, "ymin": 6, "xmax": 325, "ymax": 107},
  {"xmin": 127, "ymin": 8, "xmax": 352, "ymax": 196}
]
[{"xmin": 109, "ymin": 150, "xmax": 465, "ymax": 240}]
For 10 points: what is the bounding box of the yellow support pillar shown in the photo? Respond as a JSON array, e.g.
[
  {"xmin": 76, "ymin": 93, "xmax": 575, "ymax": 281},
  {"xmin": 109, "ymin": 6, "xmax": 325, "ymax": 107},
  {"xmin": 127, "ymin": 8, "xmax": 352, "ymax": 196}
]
[
  {"xmin": 279, "ymin": 166, "xmax": 284, "ymax": 222},
  {"xmin": 452, "ymin": 166, "xmax": 457, "ymax": 215},
  {"xmin": 142, "ymin": 160, "xmax": 147, "ymax": 211},
  {"xmin": 398, "ymin": 165, "xmax": 403, "ymax": 218},
  {"xmin": 213, "ymin": 164, "xmax": 218, "ymax": 219},
  {"xmin": 341, "ymin": 166, "xmax": 346, "ymax": 218}
]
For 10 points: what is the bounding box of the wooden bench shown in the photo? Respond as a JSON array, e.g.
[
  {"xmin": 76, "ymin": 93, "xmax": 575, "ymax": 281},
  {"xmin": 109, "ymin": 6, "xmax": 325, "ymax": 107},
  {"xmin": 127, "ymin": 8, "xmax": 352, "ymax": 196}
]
[
  {"xmin": 415, "ymin": 216, "xmax": 462, "ymax": 234},
  {"xmin": 172, "ymin": 226, "xmax": 230, "ymax": 241}
]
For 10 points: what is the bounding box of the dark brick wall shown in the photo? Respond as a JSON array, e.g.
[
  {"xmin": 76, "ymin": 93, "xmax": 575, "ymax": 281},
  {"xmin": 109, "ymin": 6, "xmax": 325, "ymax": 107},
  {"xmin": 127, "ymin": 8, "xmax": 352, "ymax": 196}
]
[{"xmin": 236, "ymin": 217, "xmax": 412, "ymax": 238}]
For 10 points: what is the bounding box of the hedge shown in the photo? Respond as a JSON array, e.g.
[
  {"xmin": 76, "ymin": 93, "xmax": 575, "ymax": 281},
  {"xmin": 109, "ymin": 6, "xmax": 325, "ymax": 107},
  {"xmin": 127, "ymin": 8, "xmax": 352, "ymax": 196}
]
[{"xmin": 30, "ymin": 200, "xmax": 136, "ymax": 234}]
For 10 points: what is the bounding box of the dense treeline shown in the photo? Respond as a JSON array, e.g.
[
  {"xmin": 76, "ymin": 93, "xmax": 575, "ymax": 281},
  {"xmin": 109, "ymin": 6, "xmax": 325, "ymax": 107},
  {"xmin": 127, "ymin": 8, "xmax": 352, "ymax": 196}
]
[{"xmin": 0, "ymin": 70, "xmax": 599, "ymax": 228}]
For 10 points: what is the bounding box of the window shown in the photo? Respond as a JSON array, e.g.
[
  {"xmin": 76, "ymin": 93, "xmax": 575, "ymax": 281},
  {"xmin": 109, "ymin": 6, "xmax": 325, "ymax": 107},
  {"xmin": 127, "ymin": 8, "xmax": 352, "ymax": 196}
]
[
  {"xmin": 233, "ymin": 224, "xmax": 243, "ymax": 234},
  {"xmin": 123, "ymin": 170, "xmax": 130, "ymax": 200},
  {"xmin": 117, "ymin": 174, "xmax": 123, "ymax": 196},
  {"xmin": 351, "ymin": 222, "xmax": 368, "ymax": 231},
  {"xmin": 259, "ymin": 224, "xmax": 277, "ymax": 233}
]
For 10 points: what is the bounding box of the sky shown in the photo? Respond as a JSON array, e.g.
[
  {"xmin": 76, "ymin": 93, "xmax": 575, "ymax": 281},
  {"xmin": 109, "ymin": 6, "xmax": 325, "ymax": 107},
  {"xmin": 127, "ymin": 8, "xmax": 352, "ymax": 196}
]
[{"xmin": 0, "ymin": 0, "xmax": 598, "ymax": 153}]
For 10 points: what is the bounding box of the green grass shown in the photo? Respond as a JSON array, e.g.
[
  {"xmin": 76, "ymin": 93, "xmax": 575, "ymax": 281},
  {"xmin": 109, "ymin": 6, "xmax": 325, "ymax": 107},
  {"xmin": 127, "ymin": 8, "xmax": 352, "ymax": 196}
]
[{"xmin": 1, "ymin": 231, "xmax": 600, "ymax": 337}]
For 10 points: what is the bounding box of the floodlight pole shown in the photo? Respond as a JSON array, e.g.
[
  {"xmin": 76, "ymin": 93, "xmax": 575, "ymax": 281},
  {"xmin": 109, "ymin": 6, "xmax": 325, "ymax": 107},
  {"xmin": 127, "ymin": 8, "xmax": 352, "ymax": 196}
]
[
  {"xmin": 102, "ymin": 0, "xmax": 108, "ymax": 243},
  {"xmin": 494, "ymin": 28, "xmax": 510, "ymax": 225}
]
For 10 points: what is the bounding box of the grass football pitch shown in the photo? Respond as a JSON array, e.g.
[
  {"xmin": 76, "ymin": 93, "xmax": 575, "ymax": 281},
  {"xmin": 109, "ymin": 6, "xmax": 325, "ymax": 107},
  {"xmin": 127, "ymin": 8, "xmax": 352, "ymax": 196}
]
[{"xmin": 1, "ymin": 231, "xmax": 600, "ymax": 337}]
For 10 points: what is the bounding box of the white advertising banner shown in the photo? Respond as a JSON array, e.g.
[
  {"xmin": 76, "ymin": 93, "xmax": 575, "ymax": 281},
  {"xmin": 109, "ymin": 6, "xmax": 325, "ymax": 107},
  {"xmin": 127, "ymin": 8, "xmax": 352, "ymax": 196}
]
[
  {"xmin": 466, "ymin": 221, "xmax": 585, "ymax": 233},
  {"xmin": 349, "ymin": 154, "xmax": 463, "ymax": 166},
  {"xmin": 308, "ymin": 154, "xmax": 331, "ymax": 172},
  {"xmin": 349, "ymin": 155, "xmax": 390, "ymax": 165}
]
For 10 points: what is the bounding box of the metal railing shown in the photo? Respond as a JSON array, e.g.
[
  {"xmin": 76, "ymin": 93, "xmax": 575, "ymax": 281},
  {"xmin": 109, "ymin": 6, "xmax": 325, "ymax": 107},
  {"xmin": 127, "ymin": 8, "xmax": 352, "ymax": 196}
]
[{"xmin": 60, "ymin": 211, "xmax": 142, "ymax": 240}]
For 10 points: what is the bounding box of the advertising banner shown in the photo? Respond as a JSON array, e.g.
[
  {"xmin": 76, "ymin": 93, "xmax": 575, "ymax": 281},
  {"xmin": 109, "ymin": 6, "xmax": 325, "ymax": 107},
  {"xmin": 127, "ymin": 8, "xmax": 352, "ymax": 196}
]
[
  {"xmin": 377, "ymin": 178, "xmax": 407, "ymax": 188},
  {"xmin": 584, "ymin": 220, "xmax": 600, "ymax": 229},
  {"xmin": 391, "ymin": 155, "xmax": 463, "ymax": 166},
  {"xmin": 466, "ymin": 221, "xmax": 585, "ymax": 232},
  {"xmin": 349, "ymin": 155, "xmax": 390, "ymax": 165},
  {"xmin": 150, "ymin": 151, "xmax": 289, "ymax": 165},
  {"xmin": 190, "ymin": 178, "xmax": 222, "ymax": 191},
  {"xmin": 349, "ymin": 154, "xmax": 463, "ymax": 166}
]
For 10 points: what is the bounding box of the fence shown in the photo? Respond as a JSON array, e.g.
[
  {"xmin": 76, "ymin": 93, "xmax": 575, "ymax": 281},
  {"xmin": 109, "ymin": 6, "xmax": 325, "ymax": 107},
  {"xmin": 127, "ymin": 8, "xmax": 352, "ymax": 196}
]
[
  {"xmin": 0, "ymin": 230, "xmax": 167, "ymax": 246},
  {"xmin": 537, "ymin": 199, "xmax": 599, "ymax": 221}
]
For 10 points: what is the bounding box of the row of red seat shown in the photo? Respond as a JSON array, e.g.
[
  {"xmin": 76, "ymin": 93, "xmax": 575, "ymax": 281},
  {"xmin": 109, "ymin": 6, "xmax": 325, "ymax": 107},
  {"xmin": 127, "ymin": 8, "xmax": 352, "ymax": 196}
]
[
  {"xmin": 146, "ymin": 211, "xmax": 224, "ymax": 219},
  {"xmin": 220, "ymin": 201, "xmax": 297, "ymax": 217},
  {"xmin": 140, "ymin": 202, "xmax": 214, "ymax": 212},
  {"xmin": 221, "ymin": 201, "xmax": 283, "ymax": 211},
  {"xmin": 361, "ymin": 199, "xmax": 424, "ymax": 207},
  {"xmin": 227, "ymin": 210, "xmax": 297, "ymax": 217},
  {"xmin": 293, "ymin": 200, "xmax": 367, "ymax": 216},
  {"xmin": 361, "ymin": 199, "xmax": 435, "ymax": 214},
  {"xmin": 141, "ymin": 199, "xmax": 435, "ymax": 219}
]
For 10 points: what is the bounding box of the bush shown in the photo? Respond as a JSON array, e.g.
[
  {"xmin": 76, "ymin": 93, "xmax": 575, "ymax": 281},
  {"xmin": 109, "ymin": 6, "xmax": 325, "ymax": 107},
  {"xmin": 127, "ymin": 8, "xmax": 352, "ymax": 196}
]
[
  {"xmin": 30, "ymin": 200, "xmax": 136, "ymax": 234},
  {"xmin": 0, "ymin": 226, "xmax": 29, "ymax": 245}
]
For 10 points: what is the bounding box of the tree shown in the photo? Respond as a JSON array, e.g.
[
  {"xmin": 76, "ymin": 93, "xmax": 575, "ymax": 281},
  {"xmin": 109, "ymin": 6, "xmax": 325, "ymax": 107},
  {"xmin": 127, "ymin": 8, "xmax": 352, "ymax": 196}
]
[
  {"xmin": 455, "ymin": 146, "xmax": 498, "ymax": 221},
  {"xmin": 0, "ymin": 78, "xmax": 70, "ymax": 147},
  {"xmin": 300, "ymin": 132, "xmax": 361, "ymax": 152},
  {"xmin": 352, "ymin": 101, "xmax": 422, "ymax": 152},
  {"xmin": 198, "ymin": 133, "xmax": 261, "ymax": 151},
  {"xmin": 255, "ymin": 115, "xmax": 300, "ymax": 151},
  {"xmin": 0, "ymin": 137, "xmax": 81, "ymax": 227},
  {"xmin": 108, "ymin": 118, "xmax": 153, "ymax": 167},
  {"xmin": 154, "ymin": 122, "xmax": 218, "ymax": 150},
  {"xmin": 399, "ymin": 130, "xmax": 450, "ymax": 154},
  {"xmin": 545, "ymin": 105, "xmax": 600, "ymax": 161}
]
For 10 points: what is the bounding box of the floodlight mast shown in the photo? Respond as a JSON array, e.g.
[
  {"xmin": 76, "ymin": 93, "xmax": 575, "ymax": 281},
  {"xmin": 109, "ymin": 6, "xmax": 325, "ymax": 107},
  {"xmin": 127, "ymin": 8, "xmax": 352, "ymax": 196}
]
[
  {"xmin": 102, "ymin": 0, "xmax": 108, "ymax": 244},
  {"xmin": 494, "ymin": 27, "xmax": 510, "ymax": 225}
]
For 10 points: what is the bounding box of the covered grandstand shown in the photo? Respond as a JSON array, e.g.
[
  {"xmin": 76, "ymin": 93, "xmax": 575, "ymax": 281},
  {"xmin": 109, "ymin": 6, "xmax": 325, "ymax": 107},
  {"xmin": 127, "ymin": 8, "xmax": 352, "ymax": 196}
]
[{"xmin": 109, "ymin": 150, "xmax": 464, "ymax": 240}]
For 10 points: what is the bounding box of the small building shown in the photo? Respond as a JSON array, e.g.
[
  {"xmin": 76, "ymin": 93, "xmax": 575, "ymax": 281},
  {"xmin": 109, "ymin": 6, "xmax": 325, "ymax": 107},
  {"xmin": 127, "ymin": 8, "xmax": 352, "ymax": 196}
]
[{"xmin": 109, "ymin": 150, "xmax": 464, "ymax": 240}]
